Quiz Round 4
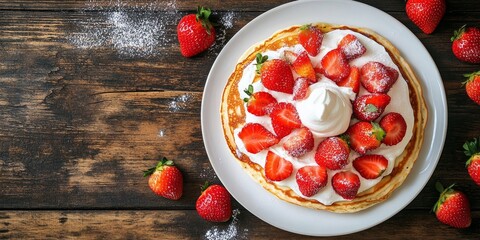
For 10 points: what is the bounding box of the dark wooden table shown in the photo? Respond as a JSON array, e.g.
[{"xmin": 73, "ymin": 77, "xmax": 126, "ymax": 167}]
[{"xmin": 1, "ymin": 0, "xmax": 479, "ymax": 239}]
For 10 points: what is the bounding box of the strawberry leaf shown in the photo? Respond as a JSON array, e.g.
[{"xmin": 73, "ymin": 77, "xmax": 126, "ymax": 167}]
[
  {"xmin": 366, "ymin": 104, "xmax": 378, "ymax": 113},
  {"xmin": 462, "ymin": 71, "xmax": 480, "ymax": 86},
  {"xmin": 371, "ymin": 122, "xmax": 385, "ymax": 141},
  {"xmin": 196, "ymin": 6, "xmax": 213, "ymax": 34},
  {"xmin": 300, "ymin": 24, "xmax": 311, "ymax": 31},
  {"xmin": 143, "ymin": 157, "xmax": 174, "ymax": 177},
  {"xmin": 463, "ymin": 137, "xmax": 480, "ymax": 156},
  {"xmin": 143, "ymin": 166, "xmax": 156, "ymax": 177},
  {"xmin": 201, "ymin": 181, "xmax": 210, "ymax": 192},
  {"xmin": 255, "ymin": 53, "xmax": 268, "ymax": 74},
  {"xmin": 451, "ymin": 25, "xmax": 466, "ymax": 42},
  {"xmin": 243, "ymin": 84, "xmax": 254, "ymax": 96}
]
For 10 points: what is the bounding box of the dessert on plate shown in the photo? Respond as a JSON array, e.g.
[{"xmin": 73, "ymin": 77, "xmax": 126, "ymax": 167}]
[{"xmin": 221, "ymin": 23, "xmax": 427, "ymax": 213}]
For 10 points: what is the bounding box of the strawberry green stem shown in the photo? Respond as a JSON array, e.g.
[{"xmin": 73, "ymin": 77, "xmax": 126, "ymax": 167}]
[
  {"xmin": 143, "ymin": 157, "xmax": 174, "ymax": 177},
  {"xmin": 201, "ymin": 181, "xmax": 210, "ymax": 192},
  {"xmin": 463, "ymin": 137, "xmax": 480, "ymax": 157},
  {"xmin": 339, "ymin": 134, "xmax": 351, "ymax": 145},
  {"xmin": 243, "ymin": 84, "xmax": 254, "ymax": 102},
  {"xmin": 196, "ymin": 6, "xmax": 213, "ymax": 33},
  {"xmin": 433, "ymin": 182, "xmax": 456, "ymax": 213},
  {"xmin": 300, "ymin": 24, "xmax": 311, "ymax": 30},
  {"xmin": 462, "ymin": 71, "xmax": 480, "ymax": 86},
  {"xmin": 451, "ymin": 25, "xmax": 467, "ymax": 42},
  {"xmin": 255, "ymin": 53, "xmax": 268, "ymax": 74},
  {"xmin": 371, "ymin": 122, "xmax": 385, "ymax": 142}
]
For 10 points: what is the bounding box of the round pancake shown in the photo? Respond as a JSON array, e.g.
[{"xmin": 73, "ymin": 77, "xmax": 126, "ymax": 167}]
[{"xmin": 221, "ymin": 23, "xmax": 427, "ymax": 213}]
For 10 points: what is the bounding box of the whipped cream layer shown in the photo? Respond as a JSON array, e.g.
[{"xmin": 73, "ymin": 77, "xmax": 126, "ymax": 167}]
[{"xmin": 233, "ymin": 29, "xmax": 414, "ymax": 205}]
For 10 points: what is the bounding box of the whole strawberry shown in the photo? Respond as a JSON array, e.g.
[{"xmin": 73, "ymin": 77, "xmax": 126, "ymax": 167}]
[
  {"xmin": 451, "ymin": 25, "xmax": 480, "ymax": 63},
  {"xmin": 405, "ymin": 0, "xmax": 446, "ymax": 34},
  {"xmin": 462, "ymin": 71, "xmax": 480, "ymax": 105},
  {"xmin": 433, "ymin": 183, "xmax": 471, "ymax": 228},
  {"xmin": 177, "ymin": 6, "xmax": 215, "ymax": 57},
  {"xmin": 143, "ymin": 158, "xmax": 183, "ymax": 200},
  {"xmin": 463, "ymin": 137, "xmax": 480, "ymax": 186},
  {"xmin": 196, "ymin": 182, "xmax": 232, "ymax": 222}
]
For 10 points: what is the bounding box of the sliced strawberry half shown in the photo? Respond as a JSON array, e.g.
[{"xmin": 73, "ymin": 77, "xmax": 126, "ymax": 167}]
[
  {"xmin": 338, "ymin": 34, "xmax": 366, "ymax": 60},
  {"xmin": 243, "ymin": 85, "xmax": 277, "ymax": 116},
  {"xmin": 265, "ymin": 151, "xmax": 293, "ymax": 181},
  {"xmin": 315, "ymin": 136, "xmax": 350, "ymax": 170},
  {"xmin": 260, "ymin": 58, "xmax": 295, "ymax": 94},
  {"xmin": 353, "ymin": 154, "xmax": 388, "ymax": 179},
  {"xmin": 293, "ymin": 77, "xmax": 310, "ymax": 101},
  {"xmin": 379, "ymin": 112, "xmax": 407, "ymax": 146},
  {"xmin": 320, "ymin": 48, "xmax": 350, "ymax": 82},
  {"xmin": 360, "ymin": 61, "xmax": 399, "ymax": 93},
  {"xmin": 283, "ymin": 127, "xmax": 314, "ymax": 158},
  {"xmin": 270, "ymin": 102, "xmax": 302, "ymax": 138},
  {"xmin": 332, "ymin": 171, "xmax": 360, "ymax": 200},
  {"xmin": 296, "ymin": 165, "xmax": 328, "ymax": 197},
  {"xmin": 353, "ymin": 93, "xmax": 391, "ymax": 121},
  {"xmin": 291, "ymin": 51, "xmax": 317, "ymax": 82},
  {"xmin": 298, "ymin": 24, "xmax": 324, "ymax": 56},
  {"xmin": 337, "ymin": 66, "xmax": 360, "ymax": 94},
  {"xmin": 238, "ymin": 123, "xmax": 279, "ymax": 154},
  {"xmin": 347, "ymin": 121, "xmax": 385, "ymax": 155}
]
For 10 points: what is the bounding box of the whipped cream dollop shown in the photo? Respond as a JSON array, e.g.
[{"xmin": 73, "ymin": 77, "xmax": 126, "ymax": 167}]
[{"xmin": 297, "ymin": 80, "xmax": 354, "ymax": 137}]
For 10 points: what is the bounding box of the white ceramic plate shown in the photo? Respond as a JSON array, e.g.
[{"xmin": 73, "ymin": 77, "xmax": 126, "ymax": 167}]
[{"xmin": 201, "ymin": 0, "xmax": 447, "ymax": 236}]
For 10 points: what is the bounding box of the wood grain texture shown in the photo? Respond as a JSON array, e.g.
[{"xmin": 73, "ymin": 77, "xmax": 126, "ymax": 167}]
[
  {"xmin": 1, "ymin": 0, "xmax": 480, "ymax": 238},
  {"xmin": 0, "ymin": 210, "xmax": 479, "ymax": 239}
]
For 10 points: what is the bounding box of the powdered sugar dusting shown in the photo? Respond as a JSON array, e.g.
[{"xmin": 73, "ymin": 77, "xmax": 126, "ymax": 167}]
[
  {"xmin": 204, "ymin": 209, "xmax": 248, "ymax": 240},
  {"xmin": 168, "ymin": 93, "xmax": 192, "ymax": 112},
  {"xmin": 200, "ymin": 166, "xmax": 218, "ymax": 181},
  {"xmin": 158, "ymin": 129, "xmax": 165, "ymax": 137},
  {"xmin": 208, "ymin": 11, "xmax": 238, "ymax": 55},
  {"xmin": 69, "ymin": 0, "xmax": 179, "ymax": 58}
]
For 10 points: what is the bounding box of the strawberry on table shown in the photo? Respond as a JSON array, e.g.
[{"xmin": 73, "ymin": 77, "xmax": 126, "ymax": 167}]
[
  {"xmin": 243, "ymin": 84, "xmax": 277, "ymax": 116},
  {"xmin": 238, "ymin": 123, "xmax": 279, "ymax": 154},
  {"xmin": 265, "ymin": 151, "xmax": 294, "ymax": 181},
  {"xmin": 270, "ymin": 102, "xmax": 302, "ymax": 138},
  {"xmin": 291, "ymin": 51, "xmax": 317, "ymax": 82},
  {"xmin": 298, "ymin": 24, "xmax": 324, "ymax": 56},
  {"xmin": 347, "ymin": 121, "xmax": 385, "ymax": 155},
  {"xmin": 293, "ymin": 77, "xmax": 310, "ymax": 101},
  {"xmin": 332, "ymin": 171, "xmax": 361, "ymax": 200},
  {"xmin": 353, "ymin": 93, "xmax": 391, "ymax": 121},
  {"xmin": 296, "ymin": 165, "xmax": 328, "ymax": 197},
  {"xmin": 177, "ymin": 6, "xmax": 215, "ymax": 57},
  {"xmin": 320, "ymin": 48, "xmax": 350, "ymax": 82},
  {"xmin": 315, "ymin": 136, "xmax": 350, "ymax": 170},
  {"xmin": 259, "ymin": 56, "xmax": 295, "ymax": 94},
  {"xmin": 353, "ymin": 154, "xmax": 388, "ymax": 179},
  {"xmin": 360, "ymin": 61, "xmax": 399, "ymax": 93},
  {"xmin": 451, "ymin": 25, "xmax": 480, "ymax": 63},
  {"xmin": 462, "ymin": 71, "xmax": 480, "ymax": 105},
  {"xmin": 379, "ymin": 112, "xmax": 407, "ymax": 146},
  {"xmin": 283, "ymin": 127, "xmax": 314, "ymax": 158},
  {"xmin": 463, "ymin": 137, "xmax": 480, "ymax": 186},
  {"xmin": 196, "ymin": 182, "xmax": 232, "ymax": 222},
  {"xmin": 338, "ymin": 34, "xmax": 366, "ymax": 60},
  {"xmin": 433, "ymin": 183, "xmax": 471, "ymax": 228},
  {"xmin": 337, "ymin": 66, "xmax": 360, "ymax": 94},
  {"xmin": 406, "ymin": 0, "xmax": 446, "ymax": 34},
  {"xmin": 143, "ymin": 157, "xmax": 183, "ymax": 200}
]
